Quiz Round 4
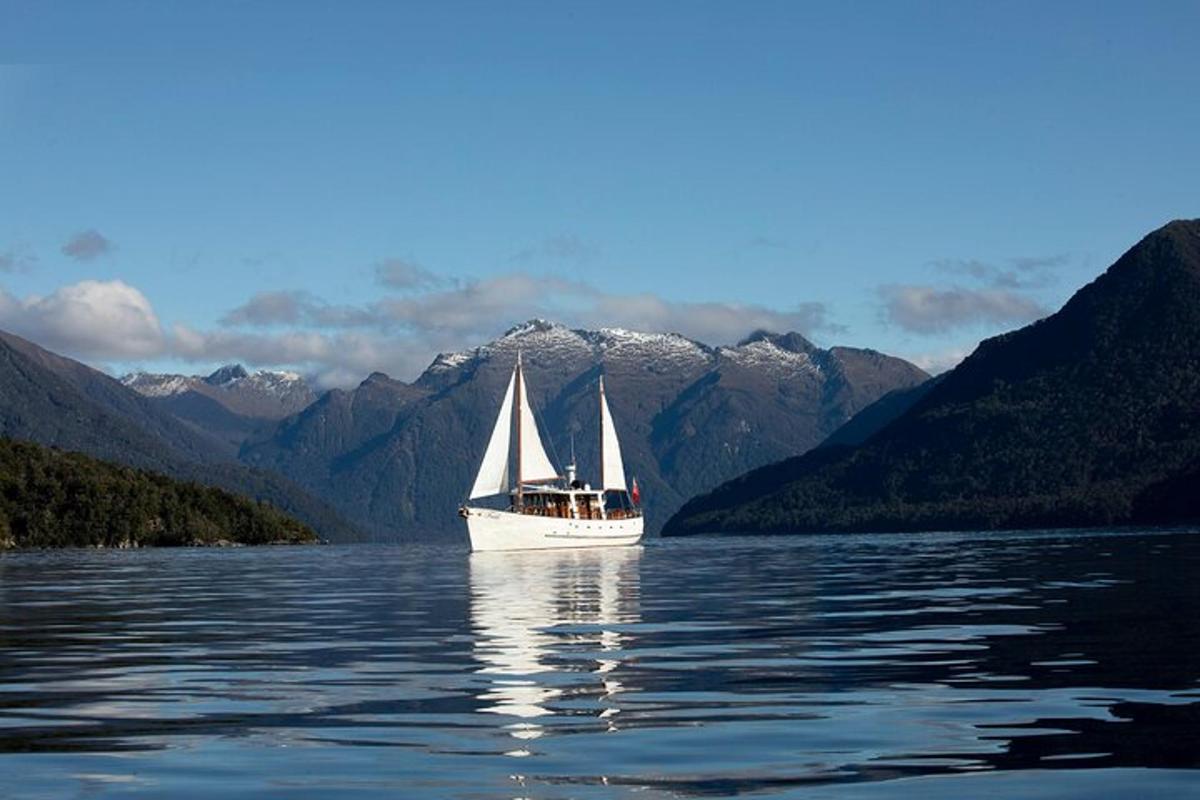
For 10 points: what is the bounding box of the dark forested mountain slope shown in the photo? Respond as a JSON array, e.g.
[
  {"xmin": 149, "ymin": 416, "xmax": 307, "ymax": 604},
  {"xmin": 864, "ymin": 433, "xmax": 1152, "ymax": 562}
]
[
  {"xmin": 241, "ymin": 322, "xmax": 928, "ymax": 539},
  {"xmin": 819, "ymin": 377, "xmax": 940, "ymax": 449},
  {"xmin": 0, "ymin": 437, "xmax": 316, "ymax": 548},
  {"xmin": 664, "ymin": 219, "xmax": 1200, "ymax": 536},
  {"xmin": 0, "ymin": 331, "xmax": 229, "ymax": 468},
  {"xmin": 0, "ymin": 332, "xmax": 362, "ymax": 541}
]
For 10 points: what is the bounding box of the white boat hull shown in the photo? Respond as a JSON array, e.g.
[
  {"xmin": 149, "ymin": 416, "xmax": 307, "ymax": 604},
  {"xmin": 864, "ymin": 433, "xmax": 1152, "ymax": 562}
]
[{"xmin": 463, "ymin": 508, "xmax": 644, "ymax": 552}]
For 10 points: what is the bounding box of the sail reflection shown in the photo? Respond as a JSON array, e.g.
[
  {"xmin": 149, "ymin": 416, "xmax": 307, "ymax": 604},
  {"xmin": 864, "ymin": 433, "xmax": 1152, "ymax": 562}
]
[{"xmin": 469, "ymin": 547, "xmax": 642, "ymax": 747}]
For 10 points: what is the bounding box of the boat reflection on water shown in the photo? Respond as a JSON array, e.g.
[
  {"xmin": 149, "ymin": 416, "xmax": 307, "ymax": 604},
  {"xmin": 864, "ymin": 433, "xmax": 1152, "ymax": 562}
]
[{"xmin": 468, "ymin": 546, "xmax": 642, "ymax": 752}]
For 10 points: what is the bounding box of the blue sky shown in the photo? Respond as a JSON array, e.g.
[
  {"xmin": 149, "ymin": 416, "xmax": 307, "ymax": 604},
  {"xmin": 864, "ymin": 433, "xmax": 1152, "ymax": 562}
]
[{"xmin": 1, "ymin": 1, "xmax": 1198, "ymax": 384}]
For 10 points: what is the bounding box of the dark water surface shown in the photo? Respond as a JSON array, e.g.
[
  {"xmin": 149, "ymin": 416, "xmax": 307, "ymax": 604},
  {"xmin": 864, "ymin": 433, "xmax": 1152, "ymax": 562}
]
[{"xmin": 2, "ymin": 531, "xmax": 1199, "ymax": 798}]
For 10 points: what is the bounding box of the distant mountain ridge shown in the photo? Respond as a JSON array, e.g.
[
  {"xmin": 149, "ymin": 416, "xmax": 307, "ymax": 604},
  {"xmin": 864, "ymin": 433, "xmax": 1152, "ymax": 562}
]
[
  {"xmin": 241, "ymin": 320, "xmax": 928, "ymax": 539},
  {"xmin": 0, "ymin": 331, "xmax": 362, "ymax": 542},
  {"xmin": 122, "ymin": 364, "xmax": 316, "ymax": 452},
  {"xmin": 122, "ymin": 364, "xmax": 315, "ymax": 417},
  {"xmin": 664, "ymin": 219, "xmax": 1200, "ymax": 536},
  {"xmin": 0, "ymin": 317, "xmax": 928, "ymax": 543}
]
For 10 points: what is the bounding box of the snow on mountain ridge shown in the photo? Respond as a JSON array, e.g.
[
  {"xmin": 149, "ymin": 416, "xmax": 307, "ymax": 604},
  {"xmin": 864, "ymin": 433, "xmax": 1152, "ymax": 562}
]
[
  {"xmin": 426, "ymin": 321, "xmax": 719, "ymax": 377},
  {"xmin": 501, "ymin": 318, "xmax": 562, "ymax": 338},
  {"xmin": 427, "ymin": 351, "xmax": 475, "ymax": 373},
  {"xmin": 718, "ymin": 339, "xmax": 820, "ymax": 375},
  {"xmin": 122, "ymin": 365, "xmax": 311, "ymax": 400},
  {"xmin": 120, "ymin": 373, "xmax": 198, "ymax": 397},
  {"xmin": 243, "ymin": 369, "xmax": 304, "ymax": 386}
]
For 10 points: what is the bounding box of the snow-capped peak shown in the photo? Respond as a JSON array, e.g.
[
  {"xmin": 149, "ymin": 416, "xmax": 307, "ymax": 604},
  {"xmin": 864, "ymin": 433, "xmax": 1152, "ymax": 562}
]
[
  {"xmin": 120, "ymin": 372, "xmax": 199, "ymax": 397},
  {"xmin": 121, "ymin": 366, "xmax": 316, "ymax": 417},
  {"xmin": 584, "ymin": 327, "xmax": 713, "ymax": 370},
  {"xmin": 419, "ymin": 321, "xmax": 719, "ymax": 383},
  {"xmin": 502, "ymin": 318, "xmax": 564, "ymax": 338},
  {"xmin": 243, "ymin": 369, "xmax": 304, "ymax": 387},
  {"xmin": 427, "ymin": 350, "xmax": 475, "ymax": 373},
  {"xmin": 736, "ymin": 330, "xmax": 817, "ymax": 354},
  {"xmin": 205, "ymin": 364, "xmax": 250, "ymax": 386},
  {"xmin": 718, "ymin": 337, "xmax": 820, "ymax": 375}
]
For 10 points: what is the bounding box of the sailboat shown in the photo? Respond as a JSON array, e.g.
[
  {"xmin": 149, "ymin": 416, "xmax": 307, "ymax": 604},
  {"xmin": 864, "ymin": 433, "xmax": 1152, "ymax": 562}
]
[{"xmin": 459, "ymin": 353, "xmax": 644, "ymax": 552}]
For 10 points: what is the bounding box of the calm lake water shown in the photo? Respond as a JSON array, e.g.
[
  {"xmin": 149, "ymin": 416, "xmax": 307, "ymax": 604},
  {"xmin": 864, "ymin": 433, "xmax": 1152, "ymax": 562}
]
[{"xmin": 1, "ymin": 531, "xmax": 1199, "ymax": 798}]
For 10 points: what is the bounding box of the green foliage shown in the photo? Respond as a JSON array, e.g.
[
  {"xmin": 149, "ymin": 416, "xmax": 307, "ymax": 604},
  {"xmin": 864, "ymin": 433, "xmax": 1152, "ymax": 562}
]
[{"xmin": 0, "ymin": 437, "xmax": 318, "ymax": 549}]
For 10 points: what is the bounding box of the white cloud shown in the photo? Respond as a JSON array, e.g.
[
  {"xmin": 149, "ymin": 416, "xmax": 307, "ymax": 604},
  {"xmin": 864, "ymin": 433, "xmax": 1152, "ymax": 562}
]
[
  {"xmin": 0, "ymin": 279, "xmax": 165, "ymax": 359},
  {"xmin": 219, "ymin": 290, "xmax": 375, "ymax": 328},
  {"xmin": 879, "ymin": 285, "xmax": 1047, "ymax": 335},
  {"xmin": 318, "ymin": 272, "xmax": 838, "ymax": 343},
  {"xmin": 212, "ymin": 271, "xmax": 840, "ymax": 384},
  {"xmin": 588, "ymin": 293, "xmax": 837, "ymax": 343},
  {"xmin": 219, "ymin": 290, "xmax": 306, "ymax": 325},
  {"xmin": 171, "ymin": 325, "xmax": 429, "ymax": 388}
]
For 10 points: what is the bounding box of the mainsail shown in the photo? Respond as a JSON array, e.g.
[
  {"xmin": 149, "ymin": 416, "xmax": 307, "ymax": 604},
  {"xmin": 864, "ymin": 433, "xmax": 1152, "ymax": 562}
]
[
  {"xmin": 599, "ymin": 376, "xmax": 627, "ymax": 491},
  {"xmin": 469, "ymin": 355, "xmax": 559, "ymax": 499},
  {"xmin": 469, "ymin": 369, "xmax": 516, "ymax": 499},
  {"xmin": 517, "ymin": 359, "xmax": 559, "ymax": 483}
]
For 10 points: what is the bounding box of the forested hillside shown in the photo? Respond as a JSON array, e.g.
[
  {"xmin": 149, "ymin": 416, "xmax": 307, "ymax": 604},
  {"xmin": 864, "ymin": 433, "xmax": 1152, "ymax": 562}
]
[
  {"xmin": 0, "ymin": 437, "xmax": 317, "ymax": 548},
  {"xmin": 665, "ymin": 220, "xmax": 1200, "ymax": 536}
]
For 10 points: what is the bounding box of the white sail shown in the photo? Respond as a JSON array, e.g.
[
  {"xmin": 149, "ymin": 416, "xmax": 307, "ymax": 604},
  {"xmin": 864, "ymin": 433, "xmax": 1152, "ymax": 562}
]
[
  {"xmin": 599, "ymin": 377, "xmax": 627, "ymax": 491},
  {"xmin": 517, "ymin": 365, "xmax": 559, "ymax": 483},
  {"xmin": 469, "ymin": 369, "xmax": 516, "ymax": 499}
]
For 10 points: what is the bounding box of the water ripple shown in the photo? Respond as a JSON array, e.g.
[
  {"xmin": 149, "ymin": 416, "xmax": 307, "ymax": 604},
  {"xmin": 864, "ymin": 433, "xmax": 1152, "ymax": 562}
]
[{"xmin": 1, "ymin": 530, "xmax": 1199, "ymax": 797}]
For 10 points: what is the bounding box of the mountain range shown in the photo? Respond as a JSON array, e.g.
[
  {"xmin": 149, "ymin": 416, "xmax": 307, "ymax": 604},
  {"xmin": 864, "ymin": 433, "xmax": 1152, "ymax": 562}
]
[
  {"xmin": 237, "ymin": 322, "xmax": 928, "ymax": 539},
  {"xmin": 0, "ymin": 330, "xmax": 362, "ymax": 542},
  {"xmin": 664, "ymin": 219, "xmax": 1200, "ymax": 536},
  {"xmin": 6, "ymin": 219, "xmax": 1197, "ymax": 543},
  {"xmin": 121, "ymin": 365, "xmax": 315, "ymax": 452},
  {"xmin": 0, "ymin": 321, "xmax": 926, "ymax": 542}
]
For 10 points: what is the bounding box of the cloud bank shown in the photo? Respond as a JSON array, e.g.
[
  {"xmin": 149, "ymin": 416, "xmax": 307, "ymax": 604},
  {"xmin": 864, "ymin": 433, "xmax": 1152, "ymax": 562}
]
[
  {"xmin": 0, "ymin": 269, "xmax": 838, "ymax": 387},
  {"xmin": 879, "ymin": 252, "xmax": 1065, "ymax": 335},
  {"xmin": 0, "ymin": 279, "xmax": 164, "ymax": 359},
  {"xmin": 220, "ymin": 271, "xmax": 836, "ymax": 346},
  {"xmin": 879, "ymin": 284, "xmax": 1047, "ymax": 334}
]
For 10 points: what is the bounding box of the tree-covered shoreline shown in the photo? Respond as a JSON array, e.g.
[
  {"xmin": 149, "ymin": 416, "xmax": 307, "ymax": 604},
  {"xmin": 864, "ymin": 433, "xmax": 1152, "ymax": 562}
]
[{"xmin": 0, "ymin": 437, "xmax": 318, "ymax": 549}]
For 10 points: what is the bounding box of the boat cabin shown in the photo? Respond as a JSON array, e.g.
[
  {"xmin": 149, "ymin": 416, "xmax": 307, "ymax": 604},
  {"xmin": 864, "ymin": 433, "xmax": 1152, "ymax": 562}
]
[{"xmin": 513, "ymin": 484, "xmax": 640, "ymax": 521}]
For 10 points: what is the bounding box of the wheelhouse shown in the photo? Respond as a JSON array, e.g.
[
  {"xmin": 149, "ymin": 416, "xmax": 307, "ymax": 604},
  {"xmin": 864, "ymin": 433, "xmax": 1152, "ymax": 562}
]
[{"xmin": 513, "ymin": 484, "xmax": 641, "ymax": 521}]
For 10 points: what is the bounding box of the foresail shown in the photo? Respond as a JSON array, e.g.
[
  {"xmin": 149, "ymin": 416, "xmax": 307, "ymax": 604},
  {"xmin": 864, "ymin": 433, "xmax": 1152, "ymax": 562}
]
[
  {"xmin": 518, "ymin": 369, "xmax": 559, "ymax": 483},
  {"xmin": 469, "ymin": 370, "xmax": 516, "ymax": 499},
  {"xmin": 600, "ymin": 380, "xmax": 627, "ymax": 491}
]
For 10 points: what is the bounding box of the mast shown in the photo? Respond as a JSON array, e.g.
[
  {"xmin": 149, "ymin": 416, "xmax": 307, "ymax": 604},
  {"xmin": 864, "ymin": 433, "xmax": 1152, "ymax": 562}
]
[{"xmin": 515, "ymin": 350, "xmax": 523, "ymax": 511}]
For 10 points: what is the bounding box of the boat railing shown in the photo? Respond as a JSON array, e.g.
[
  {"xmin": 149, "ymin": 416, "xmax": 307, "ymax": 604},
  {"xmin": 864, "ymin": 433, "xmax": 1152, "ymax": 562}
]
[{"xmin": 512, "ymin": 504, "xmax": 642, "ymax": 520}]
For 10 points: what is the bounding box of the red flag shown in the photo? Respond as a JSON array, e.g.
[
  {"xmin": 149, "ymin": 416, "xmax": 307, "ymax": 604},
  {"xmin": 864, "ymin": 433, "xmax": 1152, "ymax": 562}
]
[{"xmin": 631, "ymin": 477, "xmax": 641, "ymax": 506}]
